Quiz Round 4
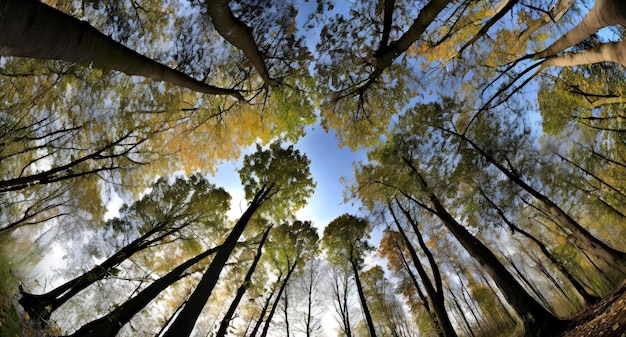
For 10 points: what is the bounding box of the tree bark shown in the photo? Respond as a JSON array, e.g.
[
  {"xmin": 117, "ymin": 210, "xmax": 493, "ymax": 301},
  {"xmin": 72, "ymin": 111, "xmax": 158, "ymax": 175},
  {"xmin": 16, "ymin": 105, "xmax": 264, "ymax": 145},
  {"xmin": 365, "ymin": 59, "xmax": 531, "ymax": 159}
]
[
  {"xmin": 161, "ymin": 185, "xmax": 271, "ymax": 337},
  {"xmin": 543, "ymin": 40, "xmax": 626, "ymax": 68},
  {"xmin": 0, "ymin": 0, "xmax": 243, "ymax": 99},
  {"xmin": 215, "ymin": 226, "xmax": 272, "ymax": 337}
]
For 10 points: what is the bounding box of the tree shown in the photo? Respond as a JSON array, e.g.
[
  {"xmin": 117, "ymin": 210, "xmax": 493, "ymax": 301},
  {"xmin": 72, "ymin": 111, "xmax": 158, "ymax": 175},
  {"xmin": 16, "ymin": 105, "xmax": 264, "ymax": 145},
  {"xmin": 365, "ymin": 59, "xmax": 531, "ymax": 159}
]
[
  {"xmin": 387, "ymin": 202, "xmax": 457, "ymax": 337},
  {"xmin": 215, "ymin": 226, "xmax": 272, "ymax": 337},
  {"xmin": 291, "ymin": 258, "xmax": 325, "ymax": 337},
  {"xmin": 361, "ymin": 265, "xmax": 419, "ymax": 337},
  {"xmin": 0, "ymin": 0, "xmax": 244, "ymax": 99},
  {"xmin": 535, "ymin": 0, "xmax": 626, "ymax": 66},
  {"xmin": 258, "ymin": 220, "xmax": 319, "ymax": 337},
  {"xmin": 161, "ymin": 141, "xmax": 315, "ymax": 337},
  {"xmin": 379, "ymin": 228, "xmax": 438, "ymax": 332},
  {"xmin": 313, "ymin": 0, "xmax": 454, "ymax": 147},
  {"xmin": 18, "ymin": 174, "xmax": 230, "ymax": 326},
  {"xmin": 323, "ymin": 214, "xmax": 377, "ymax": 337},
  {"xmin": 323, "ymin": 262, "xmax": 353, "ymax": 337}
]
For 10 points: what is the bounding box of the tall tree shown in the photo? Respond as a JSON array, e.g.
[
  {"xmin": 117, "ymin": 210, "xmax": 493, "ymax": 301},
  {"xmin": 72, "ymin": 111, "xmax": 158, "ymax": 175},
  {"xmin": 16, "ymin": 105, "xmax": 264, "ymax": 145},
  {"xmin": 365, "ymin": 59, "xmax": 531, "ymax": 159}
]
[
  {"xmin": 258, "ymin": 220, "xmax": 319, "ymax": 337},
  {"xmin": 64, "ymin": 242, "xmax": 224, "ymax": 337},
  {"xmin": 161, "ymin": 141, "xmax": 315, "ymax": 337},
  {"xmin": 387, "ymin": 202, "xmax": 457, "ymax": 337},
  {"xmin": 215, "ymin": 225, "xmax": 272, "ymax": 337},
  {"xmin": 361, "ymin": 265, "xmax": 419, "ymax": 337},
  {"xmin": 323, "ymin": 214, "xmax": 378, "ymax": 337},
  {"xmin": 19, "ymin": 174, "xmax": 230, "ymax": 325}
]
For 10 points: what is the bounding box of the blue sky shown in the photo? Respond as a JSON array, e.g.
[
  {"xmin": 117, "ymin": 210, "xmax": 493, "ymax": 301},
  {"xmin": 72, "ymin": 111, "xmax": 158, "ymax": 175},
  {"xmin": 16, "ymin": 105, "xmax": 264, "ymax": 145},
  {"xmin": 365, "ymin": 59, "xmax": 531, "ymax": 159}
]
[{"xmin": 210, "ymin": 124, "xmax": 368, "ymax": 231}]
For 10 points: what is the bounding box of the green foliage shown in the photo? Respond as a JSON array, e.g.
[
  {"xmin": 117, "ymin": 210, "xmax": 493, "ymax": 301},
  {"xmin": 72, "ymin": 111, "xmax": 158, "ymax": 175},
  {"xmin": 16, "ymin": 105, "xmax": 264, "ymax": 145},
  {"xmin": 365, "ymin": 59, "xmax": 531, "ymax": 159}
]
[
  {"xmin": 322, "ymin": 214, "xmax": 373, "ymax": 270},
  {"xmin": 238, "ymin": 141, "xmax": 316, "ymax": 221},
  {"xmin": 266, "ymin": 220, "xmax": 319, "ymax": 273}
]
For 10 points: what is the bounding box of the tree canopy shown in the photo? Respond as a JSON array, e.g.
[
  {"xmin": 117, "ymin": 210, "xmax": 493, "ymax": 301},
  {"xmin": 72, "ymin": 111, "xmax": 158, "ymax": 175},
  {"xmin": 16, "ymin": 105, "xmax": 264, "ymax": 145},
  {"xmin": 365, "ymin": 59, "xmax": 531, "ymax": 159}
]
[{"xmin": 2, "ymin": 0, "xmax": 626, "ymax": 336}]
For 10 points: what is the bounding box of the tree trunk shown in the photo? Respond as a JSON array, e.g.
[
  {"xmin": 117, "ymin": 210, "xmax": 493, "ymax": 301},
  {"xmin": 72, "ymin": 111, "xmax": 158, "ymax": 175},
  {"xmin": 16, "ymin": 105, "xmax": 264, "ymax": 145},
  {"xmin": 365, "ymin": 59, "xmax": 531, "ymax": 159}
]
[
  {"xmin": 457, "ymin": 0, "xmax": 519, "ymax": 56},
  {"xmin": 66, "ymin": 244, "xmax": 222, "ymax": 337},
  {"xmin": 402, "ymin": 157, "xmax": 567, "ymax": 336},
  {"xmin": 389, "ymin": 204, "xmax": 455, "ymax": 337},
  {"xmin": 20, "ymin": 219, "xmax": 186, "ymax": 325},
  {"xmin": 0, "ymin": 0, "xmax": 243, "ymax": 99},
  {"xmin": 350, "ymin": 259, "xmax": 378, "ymax": 337},
  {"xmin": 331, "ymin": 267, "xmax": 353, "ymax": 337},
  {"xmin": 206, "ymin": 0, "xmax": 272, "ymax": 85},
  {"xmin": 259, "ymin": 260, "xmax": 299, "ymax": 337},
  {"xmin": 162, "ymin": 185, "xmax": 272, "ymax": 337},
  {"xmin": 544, "ymin": 40, "xmax": 626, "ymax": 68},
  {"xmin": 283, "ymin": 290, "xmax": 290, "ymax": 337},
  {"xmin": 356, "ymin": 0, "xmax": 452, "ymax": 94},
  {"xmin": 216, "ymin": 226, "xmax": 272, "ymax": 337},
  {"xmin": 536, "ymin": 0, "xmax": 626, "ymax": 59},
  {"xmin": 449, "ymin": 287, "xmax": 476, "ymax": 337},
  {"xmin": 249, "ymin": 284, "xmax": 279, "ymax": 337},
  {"xmin": 442, "ymin": 128, "xmax": 626, "ymax": 273}
]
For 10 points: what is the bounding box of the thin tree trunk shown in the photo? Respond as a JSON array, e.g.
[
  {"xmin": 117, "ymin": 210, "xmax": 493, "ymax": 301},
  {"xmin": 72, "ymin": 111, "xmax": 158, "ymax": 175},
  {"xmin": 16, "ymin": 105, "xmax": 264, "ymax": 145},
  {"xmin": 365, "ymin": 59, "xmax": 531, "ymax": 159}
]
[
  {"xmin": 448, "ymin": 287, "xmax": 476, "ymax": 337},
  {"xmin": 259, "ymin": 260, "xmax": 299, "ymax": 337},
  {"xmin": 396, "ymin": 239, "xmax": 433, "ymax": 315},
  {"xmin": 304, "ymin": 266, "xmax": 313, "ymax": 337},
  {"xmin": 456, "ymin": 274, "xmax": 486, "ymax": 336},
  {"xmin": 0, "ymin": 0, "xmax": 243, "ymax": 99},
  {"xmin": 215, "ymin": 226, "xmax": 272, "ymax": 337},
  {"xmin": 457, "ymin": 0, "xmax": 519, "ymax": 56},
  {"xmin": 162, "ymin": 185, "xmax": 272, "ymax": 337},
  {"xmin": 478, "ymin": 186, "xmax": 601, "ymax": 305},
  {"xmin": 389, "ymin": 204, "xmax": 456, "ymax": 337},
  {"xmin": 283, "ymin": 289, "xmax": 290, "ymax": 337},
  {"xmin": 352, "ymin": 0, "xmax": 452, "ymax": 95},
  {"xmin": 350, "ymin": 259, "xmax": 378, "ymax": 337},
  {"xmin": 331, "ymin": 268, "xmax": 352, "ymax": 337},
  {"xmin": 66, "ymin": 244, "xmax": 222, "ymax": 337},
  {"xmin": 250, "ymin": 285, "xmax": 278, "ymax": 337}
]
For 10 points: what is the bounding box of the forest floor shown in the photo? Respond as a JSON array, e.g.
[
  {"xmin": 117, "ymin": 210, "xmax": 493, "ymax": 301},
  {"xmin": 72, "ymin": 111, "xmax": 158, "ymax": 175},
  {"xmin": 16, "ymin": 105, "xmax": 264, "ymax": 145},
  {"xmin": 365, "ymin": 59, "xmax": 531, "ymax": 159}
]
[{"xmin": 559, "ymin": 279, "xmax": 626, "ymax": 337}]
